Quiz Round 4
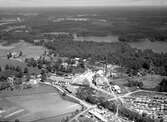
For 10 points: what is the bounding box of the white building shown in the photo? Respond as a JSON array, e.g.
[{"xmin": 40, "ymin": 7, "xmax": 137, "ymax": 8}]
[
  {"xmin": 89, "ymin": 108, "xmax": 108, "ymax": 122},
  {"xmin": 112, "ymin": 85, "xmax": 121, "ymax": 94},
  {"xmin": 29, "ymin": 78, "xmax": 40, "ymax": 85},
  {"xmin": 72, "ymin": 70, "xmax": 95, "ymax": 85},
  {"xmin": 96, "ymin": 70, "xmax": 104, "ymax": 76}
]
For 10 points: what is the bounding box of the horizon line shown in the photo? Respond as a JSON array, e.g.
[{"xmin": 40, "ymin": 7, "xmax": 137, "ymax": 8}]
[{"xmin": 0, "ymin": 5, "xmax": 166, "ymax": 8}]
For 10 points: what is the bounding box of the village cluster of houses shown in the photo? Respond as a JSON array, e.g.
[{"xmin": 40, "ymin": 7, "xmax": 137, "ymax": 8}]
[
  {"xmin": 7, "ymin": 50, "xmax": 22, "ymax": 59},
  {"xmin": 124, "ymin": 95, "xmax": 167, "ymax": 120},
  {"xmin": 68, "ymin": 67, "xmax": 122, "ymax": 95},
  {"xmin": 48, "ymin": 73, "xmax": 71, "ymax": 85},
  {"xmin": 7, "ymin": 74, "xmax": 41, "ymax": 90},
  {"xmin": 93, "ymin": 71, "xmax": 122, "ymax": 94},
  {"xmin": 89, "ymin": 107, "xmax": 115, "ymax": 122}
]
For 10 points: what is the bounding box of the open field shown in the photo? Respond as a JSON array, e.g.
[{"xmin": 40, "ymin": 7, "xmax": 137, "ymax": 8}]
[
  {"xmin": 0, "ymin": 41, "xmax": 45, "ymax": 59},
  {"xmin": 8, "ymin": 41, "xmax": 45, "ymax": 59},
  {"xmin": 0, "ymin": 41, "xmax": 19, "ymax": 57},
  {"xmin": 111, "ymin": 74, "xmax": 167, "ymax": 90},
  {"xmin": 34, "ymin": 113, "xmax": 72, "ymax": 122},
  {"xmin": 0, "ymin": 41, "xmax": 43, "ymax": 74},
  {"xmin": 0, "ymin": 84, "xmax": 81, "ymax": 122},
  {"xmin": 110, "ymin": 78, "xmax": 129, "ymax": 86},
  {"xmin": 141, "ymin": 75, "xmax": 167, "ymax": 89},
  {"xmin": 131, "ymin": 74, "xmax": 167, "ymax": 89},
  {"xmin": 0, "ymin": 84, "xmax": 57, "ymax": 97}
]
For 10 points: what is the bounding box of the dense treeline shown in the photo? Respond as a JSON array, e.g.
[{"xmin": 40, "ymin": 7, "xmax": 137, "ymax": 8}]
[
  {"xmin": 44, "ymin": 40, "xmax": 131, "ymax": 59},
  {"xmin": 119, "ymin": 33, "xmax": 167, "ymax": 42},
  {"xmin": 44, "ymin": 40, "xmax": 167, "ymax": 76},
  {"xmin": 25, "ymin": 56, "xmax": 85, "ymax": 75}
]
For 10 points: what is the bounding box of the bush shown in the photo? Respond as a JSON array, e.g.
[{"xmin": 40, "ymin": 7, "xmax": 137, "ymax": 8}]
[{"xmin": 159, "ymin": 79, "xmax": 167, "ymax": 92}]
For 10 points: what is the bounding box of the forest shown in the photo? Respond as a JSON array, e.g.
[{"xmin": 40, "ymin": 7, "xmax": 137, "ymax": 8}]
[{"xmin": 44, "ymin": 40, "xmax": 167, "ymax": 76}]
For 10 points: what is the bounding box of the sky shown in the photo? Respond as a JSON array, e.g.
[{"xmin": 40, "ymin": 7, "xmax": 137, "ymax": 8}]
[{"xmin": 0, "ymin": 0, "xmax": 166, "ymax": 7}]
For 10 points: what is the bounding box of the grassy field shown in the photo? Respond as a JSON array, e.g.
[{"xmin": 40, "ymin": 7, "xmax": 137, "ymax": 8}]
[
  {"xmin": 0, "ymin": 41, "xmax": 45, "ymax": 59},
  {"xmin": 34, "ymin": 113, "xmax": 72, "ymax": 122},
  {"xmin": 0, "ymin": 84, "xmax": 57, "ymax": 97},
  {"xmin": 9, "ymin": 41, "xmax": 45, "ymax": 59},
  {"xmin": 110, "ymin": 74, "xmax": 167, "ymax": 90},
  {"xmin": 0, "ymin": 84, "xmax": 81, "ymax": 122},
  {"xmin": 141, "ymin": 74, "xmax": 167, "ymax": 89},
  {"xmin": 0, "ymin": 41, "xmax": 44, "ymax": 74}
]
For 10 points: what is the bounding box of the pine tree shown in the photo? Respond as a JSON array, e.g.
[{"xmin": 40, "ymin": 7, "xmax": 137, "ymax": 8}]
[
  {"xmin": 5, "ymin": 64, "xmax": 9, "ymax": 70},
  {"xmin": 24, "ymin": 67, "xmax": 29, "ymax": 74}
]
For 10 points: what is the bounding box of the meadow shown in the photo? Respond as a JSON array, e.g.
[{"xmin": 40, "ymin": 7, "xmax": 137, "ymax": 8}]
[
  {"xmin": 0, "ymin": 41, "xmax": 45, "ymax": 59},
  {"xmin": 0, "ymin": 84, "xmax": 81, "ymax": 121}
]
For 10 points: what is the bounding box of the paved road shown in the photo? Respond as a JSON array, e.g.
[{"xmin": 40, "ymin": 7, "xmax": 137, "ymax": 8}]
[
  {"xmin": 107, "ymin": 88, "xmax": 167, "ymax": 102},
  {"xmin": 69, "ymin": 105, "xmax": 96, "ymax": 122},
  {"xmin": 139, "ymin": 89, "xmax": 167, "ymax": 95},
  {"xmin": 107, "ymin": 89, "xmax": 143, "ymax": 101}
]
